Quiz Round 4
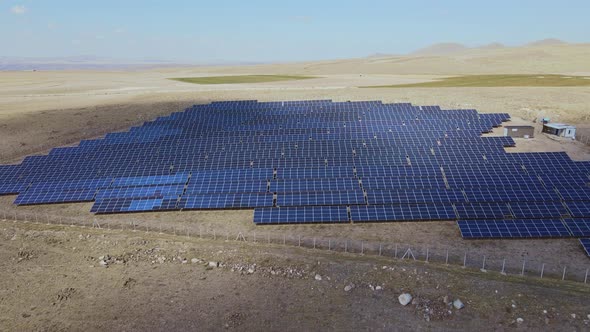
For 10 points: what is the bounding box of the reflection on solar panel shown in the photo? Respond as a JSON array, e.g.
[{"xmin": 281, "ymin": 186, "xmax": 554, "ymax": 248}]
[
  {"xmin": 580, "ymin": 239, "xmax": 590, "ymax": 257},
  {"xmin": 0, "ymin": 99, "xmax": 588, "ymax": 253}
]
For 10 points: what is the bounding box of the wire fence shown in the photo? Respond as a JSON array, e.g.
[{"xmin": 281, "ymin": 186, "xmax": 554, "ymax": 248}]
[{"xmin": 1, "ymin": 208, "xmax": 589, "ymax": 285}]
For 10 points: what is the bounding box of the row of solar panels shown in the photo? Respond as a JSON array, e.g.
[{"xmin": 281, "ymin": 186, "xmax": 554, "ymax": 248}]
[
  {"xmin": 2, "ymin": 160, "xmax": 589, "ymax": 195},
  {"xmin": 45, "ymin": 142, "xmax": 511, "ymax": 159},
  {"xmin": 6, "ymin": 173, "xmax": 590, "ymax": 199},
  {"xmin": 12, "ymin": 151, "xmax": 581, "ymax": 178}
]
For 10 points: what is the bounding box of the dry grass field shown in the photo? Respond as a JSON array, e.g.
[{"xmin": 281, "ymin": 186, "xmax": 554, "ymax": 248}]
[{"xmin": 1, "ymin": 42, "xmax": 589, "ymax": 330}]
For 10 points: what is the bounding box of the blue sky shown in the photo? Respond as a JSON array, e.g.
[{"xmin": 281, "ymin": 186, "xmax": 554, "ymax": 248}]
[{"xmin": 2, "ymin": 0, "xmax": 589, "ymax": 62}]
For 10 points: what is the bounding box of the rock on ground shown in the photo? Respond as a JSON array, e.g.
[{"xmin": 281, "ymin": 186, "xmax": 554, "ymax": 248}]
[{"xmin": 399, "ymin": 293, "xmax": 413, "ymax": 306}]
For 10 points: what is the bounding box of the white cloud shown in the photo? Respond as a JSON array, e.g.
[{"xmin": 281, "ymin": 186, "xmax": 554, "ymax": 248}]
[{"xmin": 10, "ymin": 5, "xmax": 27, "ymax": 15}]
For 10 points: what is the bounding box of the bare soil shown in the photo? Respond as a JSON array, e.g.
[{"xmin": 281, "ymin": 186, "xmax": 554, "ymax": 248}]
[{"xmin": 1, "ymin": 221, "xmax": 589, "ymax": 331}]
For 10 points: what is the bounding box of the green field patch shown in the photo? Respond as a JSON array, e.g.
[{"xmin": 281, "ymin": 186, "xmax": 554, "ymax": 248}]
[
  {"xmin": 362, "ymin": 74, "xmax": 590, "ymax": 88},
  {"xmin": 170, "ymin": 75, "xmax": 317, "ymax": 85}
]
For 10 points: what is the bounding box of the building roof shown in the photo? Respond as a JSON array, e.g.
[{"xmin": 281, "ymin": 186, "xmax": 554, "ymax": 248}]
[{"xmin": 544, "ymin": 123, "xmax": 576, "ymax": 130}]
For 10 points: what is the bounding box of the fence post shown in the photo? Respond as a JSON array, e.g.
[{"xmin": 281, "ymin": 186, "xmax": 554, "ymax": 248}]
[
  {"xmin": 585, "ymin": 268, "xmax": 588, "ymax": 284},
  {"xmin": 540, "ymin": 263, "xmax": 545, "ymax": 278},
  {"xmin": 394, "ymin": 244, "xmax": 398, "ymax": 258},
  {"xmin": 425, "ymin": 247, "xmax": 429, "ymax": 263},
  {"xmin": 463, "ymin": 252, "xmax": 467, "ymax": 268},
  {"xmin": 378, "ymin": 244, "xmax": 382, "ymax": 256},
  {"xmin": 562, "ymin": 266, "xmax": 567, "ymax": 281},
  {"xmin": 521, "ymin": 260, "xmax": 526, "ymax": 276},
  {"xmin": 345, "ymin": 240, "xmax": 348, "ymax": 253},
  {"xmin": 298, "ymin": 235, "xmax": 301, "ymax": 247},
  {"xmin": 481, "ymin": 256, "xmax": 486, "ymax": 272},
  {"xmin": 445, "ymin": 249, "xmax": 449, "ymax": 265},
  {"xmin": 313, "ymin": 238, "xmax": 316, "ymax": 249}
]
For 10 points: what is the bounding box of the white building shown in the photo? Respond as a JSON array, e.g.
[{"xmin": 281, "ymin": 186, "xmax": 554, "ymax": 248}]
[{"xmin": 542, "ymin": 123, "xmax": 576, "ymax": 138}]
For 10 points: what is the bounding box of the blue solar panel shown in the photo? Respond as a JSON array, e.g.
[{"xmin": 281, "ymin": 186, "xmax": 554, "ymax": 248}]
[
  {"xmin": 350, "ymin": 204, "xmax": 456, "ymax": 222},
  {"xmin": 0, "ymin": 99, "xmax": 587, "ymax": 230},
  {"xmin": 180, "ymin": 194, "xmax": 273, "ymax": 209},
  {"xmin": 278, "ymin": 191, "xmax": 365, "ymax": 207},
  {"xmin": 563, "ymin": 219, "xmax": 590, "ymax": 237},
  {"xmin": 253, "ymin": 206, "xmax": 349, "ymax": 224},
  {"xmin": 96, "ymin": 184, "xmax": 184, "ymax": 200},
  {"xmin": 0, "ymin": 182, "xmax": 29, "ymax": 195},
  {"xmin": 455, "ymin": 203, "xmax": 512, "ymax": 219},
  {"xmin": 458, "ymin": 219, "xmax": 571, "ymax": 239},
  {"xmin": 580, "ymin": 239, "xmax": 590, "ymax": 257},
  {"xmin": 111, "ymin": 173, "xmax": 189, "ymax": 187},
  {"xmin": 565, "ymin": 202, "xmax": 590, "ymax": 218},
  {"xmin": 15, "ymin": 188, "xmax": 97, "ymax": 205},
  {"xmin": 367, "ymin": 189, "xmax": 465, "ymax": 205},
  {"xmin": 510, "ymin": 202, "xmax": 568, "ymax": 219}
]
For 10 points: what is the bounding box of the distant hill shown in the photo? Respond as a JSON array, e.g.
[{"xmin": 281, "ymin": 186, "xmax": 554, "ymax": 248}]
[
  {"xmin": 410, "ymin": 43, "xmax": 468, "ymax": 56},
  {"xmin": 0, "ymin": 56, "xmax": 261, "ymax": 70},
  {"xmin": 527, "ymin": 38, "xmax": 568, "ymax": 46},
  {"xmin": 477, "ymin": 42, "xmax": 506, "ymax": 50},
  {"xmin": 0, "ymin": 56, "xmax": 178, "ymax": 70}
]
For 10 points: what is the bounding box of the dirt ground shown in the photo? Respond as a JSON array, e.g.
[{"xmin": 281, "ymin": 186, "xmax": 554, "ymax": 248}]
[{"xmin": 1, "ymin": 221, "xmax": 589, "ymax": 331}]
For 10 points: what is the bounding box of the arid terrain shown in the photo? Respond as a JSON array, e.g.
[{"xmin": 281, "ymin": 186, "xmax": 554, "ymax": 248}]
[{"xmin": 1, "ymin": 41, "xmax": 589, "ymax": 330}]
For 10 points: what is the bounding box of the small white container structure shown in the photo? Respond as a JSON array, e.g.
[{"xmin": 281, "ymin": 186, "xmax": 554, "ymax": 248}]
[
  {"xmin": 503, "ymin": 125, "xmax": 535, "ymax": 138},
  {"xmin": 542, "ymin": 123, "xmax": 576, "ymax": 139}
]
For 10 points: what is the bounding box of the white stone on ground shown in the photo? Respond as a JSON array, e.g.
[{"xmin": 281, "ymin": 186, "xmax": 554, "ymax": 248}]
[
  {"xmin": 314, "ymin": 274, "xmax": 322, "ymax": 281},
  {"xmin": 453, "ymin": 299, "xmax": 464, "ymax": 310},
  {"xmin": 398, "ymin": 293, "xmax": 412, "ymax": 306}
]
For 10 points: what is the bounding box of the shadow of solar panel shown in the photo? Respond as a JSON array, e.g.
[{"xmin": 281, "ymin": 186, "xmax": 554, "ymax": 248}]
[
  {"xmin": 563, "ymin": 219, "xmax": 590, "ymax": 237},
  {"xmin": 253, "ymin": 206, "xmax": 349, "ymax": 224},
  {"xmin": 350, "ymin": 204, "xmax": 456, "ymax": 222},
  {"xmin": 580, "ymin": 239, "xmax": 590, "ymax": 256},
  {"xmin": 457, "ymin": 219, "xmax": 571, "ymax": 239},
  {"xmin": 15, "ymin": 188, "xmax": 97, "ymax": 205}
]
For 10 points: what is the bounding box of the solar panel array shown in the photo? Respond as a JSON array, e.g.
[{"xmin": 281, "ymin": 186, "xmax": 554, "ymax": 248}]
[{"xmin": 1, "ymin": 99, "xmax": 589, "ymax": 255}]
